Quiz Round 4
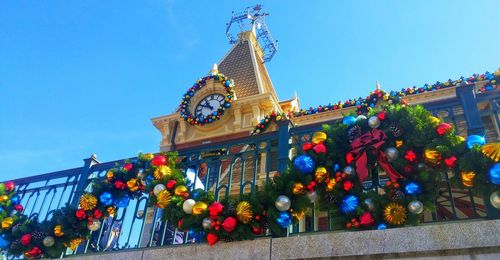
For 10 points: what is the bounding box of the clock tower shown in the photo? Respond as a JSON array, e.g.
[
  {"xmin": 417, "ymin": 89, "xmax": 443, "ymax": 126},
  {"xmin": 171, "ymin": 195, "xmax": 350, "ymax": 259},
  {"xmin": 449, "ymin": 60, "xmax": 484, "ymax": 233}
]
[{"xmin": 151, "ymin": 7, "xmax": 298, "ymax": 151}]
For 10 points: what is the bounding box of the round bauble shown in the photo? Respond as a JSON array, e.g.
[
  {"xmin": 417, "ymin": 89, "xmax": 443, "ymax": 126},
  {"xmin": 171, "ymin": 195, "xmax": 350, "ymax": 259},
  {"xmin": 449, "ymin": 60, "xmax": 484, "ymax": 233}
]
[
  {"xmin": 88, "ymin": 219, "xmax": 101, "ymax": 232},
  {"xmin": 466, "ymin": 135, "xmax": 486, "ymax": 149},
  {"xmin": 408, "ymin": 200, "xmax": 424, "ymax": 214},
  {"xmin": 182, "ymin": 199, "xmax": 196, "ymax": 214},
  {"xmin": 202, "ymin": 217, "xmax": 212, "ymax": 230},
  {"xmin": 306, "ymin": 191, "xmax": 318, "ymax": 203},
  {"xmin": 490, "ymin": 191, "xmax": 500, "ymax": 209},
  {"xmin": 153, "ymin": 184, "xmax": 166, "ymax": 196},
  {"xmin": 343, "ymin": 166, "xmax": 355, "ymax": 176},
  {"xmin": 43, "ymin": 236, "xmax": 55, "ymax": 247},
  {"xmin": 342, "ymin": 116, "xmax": 356, "ymax": 126},
  {"xmin": 356, "ymin": 115, "xmax": 367, "ymax": 121},
  {"xmin": 275, "ymin": 195, "xmax": 291, "ymax": 212},
  {"xmin": 192, "ymin": 201, "xmax": 208, "ymax": 215},
  {"xmin": 489, "ymin": 163, "xmax": 500, "ymax": 185},
  {"xmin": 385, "ymin": 147, "xmax": 399, "ymax": 161},
  {"xmin": 364, "ymin": 198, "xmax": 375, "ymax": 211},
  {"xmin": 368, "ymin": 116, "xmax": 381, "ymax": 128}
]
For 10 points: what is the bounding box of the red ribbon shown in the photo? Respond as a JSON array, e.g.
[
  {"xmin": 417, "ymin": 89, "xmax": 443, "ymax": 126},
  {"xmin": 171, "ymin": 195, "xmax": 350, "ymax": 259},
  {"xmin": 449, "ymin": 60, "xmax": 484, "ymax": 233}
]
[{"xmin": 350, "ymin": 129, "xmax": 402, "ymax": 182}]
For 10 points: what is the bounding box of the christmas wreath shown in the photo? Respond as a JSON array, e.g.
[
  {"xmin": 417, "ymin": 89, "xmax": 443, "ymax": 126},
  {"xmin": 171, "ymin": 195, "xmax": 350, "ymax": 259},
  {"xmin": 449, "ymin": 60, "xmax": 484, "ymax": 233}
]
[{"xmin": 179, "ymin": 73, "xmax": 235, "ymax": 126}]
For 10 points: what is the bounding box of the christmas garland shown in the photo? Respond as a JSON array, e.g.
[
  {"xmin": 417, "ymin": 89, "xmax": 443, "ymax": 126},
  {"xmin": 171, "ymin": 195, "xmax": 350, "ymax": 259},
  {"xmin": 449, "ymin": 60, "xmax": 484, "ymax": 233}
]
[
  {"xmin": 1, "ymin": 108, "xmax": 499, "ymax": 258},
  {"xmin": 179, "ymin": 73, "xmax": 235, "ymax": 126}
]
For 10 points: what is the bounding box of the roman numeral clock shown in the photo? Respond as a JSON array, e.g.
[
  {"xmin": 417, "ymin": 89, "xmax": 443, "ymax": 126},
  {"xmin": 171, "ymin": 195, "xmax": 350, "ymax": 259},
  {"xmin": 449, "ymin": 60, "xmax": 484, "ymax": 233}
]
[{"xmin": 194, "ymin": 94, "xmax": 226, "ymax": 119}]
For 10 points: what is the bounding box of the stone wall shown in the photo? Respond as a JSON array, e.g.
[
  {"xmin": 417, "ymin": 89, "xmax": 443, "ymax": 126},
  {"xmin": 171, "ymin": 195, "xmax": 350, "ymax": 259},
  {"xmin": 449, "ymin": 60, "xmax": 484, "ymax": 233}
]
[{"xmin": 71, "ymin": 219, "xmax": 500, "ymax": 260}]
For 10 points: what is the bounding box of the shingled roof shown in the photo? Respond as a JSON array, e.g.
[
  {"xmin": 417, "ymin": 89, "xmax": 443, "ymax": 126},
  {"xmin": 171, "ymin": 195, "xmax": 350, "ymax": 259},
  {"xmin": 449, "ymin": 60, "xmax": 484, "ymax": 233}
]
[{"xmin": 218, "ymin": 31, "xmax": 277, "ymax": 100}]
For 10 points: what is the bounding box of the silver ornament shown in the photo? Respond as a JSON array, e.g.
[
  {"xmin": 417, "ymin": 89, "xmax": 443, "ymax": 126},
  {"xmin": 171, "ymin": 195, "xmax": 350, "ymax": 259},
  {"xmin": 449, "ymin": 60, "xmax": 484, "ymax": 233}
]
[
  {"xmin": 275, "ymin": 195, "xmax": 291, "ymax": 212},
  {"xmin": 153, "ymin": 184, "xmax": 166, "ymax": 196},
  {"xmin": 88, "ymin": 219, "xmax": 101, "ymax": 232},
  {"xmin": 182, "ymin": 199, "xmax": 196, "ymax": 214},
  {"xmin": 202, "ymin": 217, "xmax": 212, "ymax": 230},
  {"xmin": 385, "ymin": 147, "xmax": 399, "ymax": 161},
  {"xmin": 364, "ymin": 198, "xmax": 375, "ymax": 211},
  {"xmin": 43, "ymin": 236, "xmax": 55, "ymax": 247},
  {"xmin": 490, "ymin": 191, "xmax": 500, "ymax": 209},
  {"xmin": 417, "ymin": 163, "xmax": 426, "ymax": 170},
  {"xmin": 356, "ymin": 115, "xmax": 367, "ymax": 121},
  {"xmin": 306, "ymin": 191, "xmax": 318, "ymax": 203},
  {"xmin": 343, "ymin": 166, "xmax": 355, "ymax": 176},
  {"xmin": 368, "ymin": 116, "xmax": 381, "ymax": 128},
  {"xmin": 408, "ymin": 200, "xmax": 424, "ymax": 214}
]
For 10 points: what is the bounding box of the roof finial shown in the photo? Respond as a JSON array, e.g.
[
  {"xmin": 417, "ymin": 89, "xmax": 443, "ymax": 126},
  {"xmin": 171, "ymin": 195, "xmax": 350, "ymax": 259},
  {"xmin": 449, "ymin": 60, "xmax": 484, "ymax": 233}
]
[
  {"xmin": 210, "ymin": 64, "xmax": 218, "ymax": 74},
  {"xmin": 376, "ymin": 80, "xmax": 382, "ymax": 90}
]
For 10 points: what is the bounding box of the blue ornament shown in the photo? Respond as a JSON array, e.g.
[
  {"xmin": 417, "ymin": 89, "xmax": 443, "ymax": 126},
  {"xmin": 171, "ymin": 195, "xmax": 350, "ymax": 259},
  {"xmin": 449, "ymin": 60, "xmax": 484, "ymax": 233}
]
[
  {"xmin": 276, "ymin": 212, "xmax": 292, "ymax": 228},
  {"xmin": 377, "ymin": 223, "xmax": 387, "ymax": 230},
  {"xmin": 342, "ymin": 116, "xmax": 356, "ymax": 126},
  {"xmin": 0, "ymin": 235, "xmax": 8, "ymax": 249},
  {"xmin": 225, "ymin": 80, "xmax": 231, "ymax": 87},
  {"xmin": 225, "ymin": 103, "xmax": 231, "ymax": 108},
  {"xmin": 333, "ymin": 164, "xmax": 340, "ymax": 172},
  {"xmin": 405, "ymin": 182, "xmax": 421, "ymax": 195},
  {"xmin": 340, "ymin": 195, "xmax": 359, "ymax": 214},
  {"xmin": 0, "ymin": 207, "xmax": 3, "ymax": 214},
  {"xmin": 466, "ymin": 135, "xmax": 486, "ymax": 149},
  {"xmin": 191, "ymin": 189, "xmax": 202, "ymax": 200},
  {"xmin": 10, "ymin": 195, "xmax": 21, "ymax": 205},
  {"xmin": 99, "ymin": 192, "xmax": 113, "ymax": 206},
  {"xmin": 489, "ymin": 163, "xmax": 500, "ymax": 185},
  {"xmin": 115, "ymin": 195, "xmax": 130, "ymax": 208},
  {"xmin": 293, "ymin": 155, "xmax": 316, "ymax": 174},
  {"xmin": 145, "ymin": 175, "xmax": 154, "ymax": 186}
]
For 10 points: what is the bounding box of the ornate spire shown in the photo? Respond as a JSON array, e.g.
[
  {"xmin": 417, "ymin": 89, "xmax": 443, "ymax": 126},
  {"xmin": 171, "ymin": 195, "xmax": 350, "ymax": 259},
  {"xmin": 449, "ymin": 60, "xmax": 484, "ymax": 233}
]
[
  {"xmin": 209, "ymin": 64, "xmax": 218, "ymax": 75},
  {"xmin": 376, "ymin": 80, "xmax": 382, "ymax": 90}
]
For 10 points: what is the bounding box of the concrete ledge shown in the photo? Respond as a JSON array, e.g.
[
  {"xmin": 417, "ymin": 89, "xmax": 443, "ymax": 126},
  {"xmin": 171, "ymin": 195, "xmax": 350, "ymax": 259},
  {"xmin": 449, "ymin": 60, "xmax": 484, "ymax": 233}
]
[{"xmin": 70, "ymin": 219, "xmax": 500, "ymax": 260}]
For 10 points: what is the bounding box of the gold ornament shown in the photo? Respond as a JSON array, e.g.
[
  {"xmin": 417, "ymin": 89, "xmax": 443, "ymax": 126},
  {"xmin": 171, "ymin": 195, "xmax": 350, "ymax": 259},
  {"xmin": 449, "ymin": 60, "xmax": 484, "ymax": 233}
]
[
  {"xmin": 156, "ymin": 190, "xmax": 172, "ymax": 208},
  {"xmin": 54, "ymin": 225, "xmax": 64, "ymax": 237},
  {"xmin": 79, "ymin": 193, "xmax": 97, "ymax": 211},
  {"xmin": 312, "ymin": 131, "xmax": 327, "ymax": 144},
  {"xmin": 292, "ymin": 183, "xmax": 305, "ymax": 195},
  {"xmin": 0, "ymin": 195, "xmax": 8, "ymax": 202},
  {"xmin": 1, "ymin": 217, "xmax": 14, "ymax": 229},
  {"xmin": 174, "ymin": 185, "xmax": 189, "ymax": 196},
  {"xmin": 424, "ymin": 149, "xmax": 441, "ymax": 166},
  {"xmin": 154, "ymin": 165, "xmax": 172, "ymax": 180},
  {"xmin": 457, "ymin": 136, "xmax": 465, "ymax": 142},
  {"xmin": 65, "ymin": 237, "xmax": 84, "ymax": 251},
  {"xmin": 192, "ymin": 201, "xmax": 208, "ymax": 215},
  {"xmin": 326, "ymin": 179, "xmax": 337, "ymax": 191},
  {"xmin": 106, "ymin": 171, "xmax": 114, "ymax": 180},
  {"xmin": 127, "ymin": 178, "xmax": 140, "ymax": 192},
  {"xmin": 143, "ymin": 153, "xmax": 154, "ymax": 160},
  {"xmin": 314, "ymin": 167, "xmax": 328, "ymax": 183},
  {"xmin": 107, "ymin": 206, "xmax": 116, "ymax": 216},
  {"xmin": 460, "ymin": 171, "xmax": 476, "ymax": 187},
  {"xmin": 482, "ymin": 142, "xmax": 500, "ymax": 162},
  {"xmin": 291, "ymin": 209, "xmax": 305, "ymax": 221},
  {"xmin": 395, "ymin": 140, "xmax": 404, "ymax": 148},
  {"xmin": 429, "ymin": 116, "xmax": 440, "ymax": 126},
  {"xmin": 236, "ymin": 201, "xmax": 254, "ymax": 224},
  {"xmin": 383, "ymin": 203, "xmax": 407, "ymax": 225}
]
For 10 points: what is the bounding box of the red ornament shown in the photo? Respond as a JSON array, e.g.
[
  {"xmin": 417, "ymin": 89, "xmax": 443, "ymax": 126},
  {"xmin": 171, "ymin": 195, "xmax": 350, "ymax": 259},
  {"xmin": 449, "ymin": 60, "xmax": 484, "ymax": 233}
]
[
  {"xmin": 221, "ymin": 217, "xmax": 237, "ymax": 232},
  {"xmin": 343, "ymin": 180, "xmax": 353, "ymax": 192},
  {"xmin": 312, "ymin": 143, "xmax": 327, "ymax": 154},
  {"xmin": 404, "ymin": 150, "xmax": 417, "ymax": 163},
  {"xmin": 346, "ymin": 153, "xmax": 355, "ymax": 164},
  {"xmin": 75, "ymin": 209, "xmax": 87, "ymax": 220},
  {"xmin": 444, "ymin": 156, "xmax": 457, "ymax": 169},
  {"xmin": 122, "ymin": 163, "xmax": 133, "ymax": 171},
  {"xmin": 24, "ymin": 246, "xmax": 42, "ymax": 259},
  {"xmin": 302, "ymin": 142, "xmax": 313, "ymax": 151},
  {"xmin": 4, "ymin": 181, "xmax": 15, "ymax": 191},
  {"xmin": 20, "ymin": 233, "xmax": 32, "ymax": 246},
  {"xmin": 207, "ymin": 233, "xmax": 219, "ymax": 246},
  {"xmin": 377, "ymin": 111, "xmax": 387, "ymax": 120},
  {"xmin": 114, "ymin": 180, "xmax": 126, "ymax": 189},
  {"xmin": 151, "ymin": 155, "xmax": 167, "ymax": 166},
  {"xmin": 306, "ymin": 181, "xmax": 317, "ymax": 191},
  {"xmin": 208, "ymin": 202, "xmax": 224, "ymax": 219},
  {"xmin": 359, "ymin": 212, "xmax": 375, "ymax": 227},
  {"xmin": 14, "ymin": 204, "xmax": 23, "ymax": 212},
  {"xmin": 93, "ymin": 209, "xmax": 103, "ymax": 219},
  {"xmin": 177, "ymin": 218, "xmax": 184, "ymax": 230},
  {"xmin": 251, "ymin": 225, "xmax": 263, "ymax": 235},
  {"xmin": 436, "ymin": 123, "xmax": 452, "ymax": 136},
  {"xmin": 166, "ymin": 180, "xmax": 177, "ymax": 190}
]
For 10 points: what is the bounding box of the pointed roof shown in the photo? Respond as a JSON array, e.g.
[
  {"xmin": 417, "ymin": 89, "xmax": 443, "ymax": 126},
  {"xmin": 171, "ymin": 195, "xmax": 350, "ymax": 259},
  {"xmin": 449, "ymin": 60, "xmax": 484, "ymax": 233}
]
[{"xmin": 218, "ymin": 30, "xmax": 278, "ymax": 100}]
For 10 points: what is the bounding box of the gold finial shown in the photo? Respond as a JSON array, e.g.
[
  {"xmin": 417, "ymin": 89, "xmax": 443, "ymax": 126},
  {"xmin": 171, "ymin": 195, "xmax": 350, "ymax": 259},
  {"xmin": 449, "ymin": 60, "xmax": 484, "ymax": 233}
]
[
  {"xmin": 209, "ymin": 64, "xmax": 218, "ymax": 74},
  {"xmin": 376, "ymin": 80, "xmax": 381, "ymax": 90}
]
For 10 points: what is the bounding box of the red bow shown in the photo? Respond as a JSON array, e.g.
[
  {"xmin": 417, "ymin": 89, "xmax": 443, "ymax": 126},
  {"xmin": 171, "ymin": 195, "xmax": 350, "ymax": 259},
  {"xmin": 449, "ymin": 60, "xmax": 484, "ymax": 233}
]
[{"xmin": 350, "ymin": 129, "xmax": 402, "ymax": 182}]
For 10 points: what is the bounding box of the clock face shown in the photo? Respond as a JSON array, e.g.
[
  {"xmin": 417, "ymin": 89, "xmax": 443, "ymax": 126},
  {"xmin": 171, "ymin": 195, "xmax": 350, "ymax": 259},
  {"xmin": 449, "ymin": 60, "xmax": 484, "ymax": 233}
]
[{"xmin": 195, "ymin": 94, "xmax": 225, "ymax": 118}]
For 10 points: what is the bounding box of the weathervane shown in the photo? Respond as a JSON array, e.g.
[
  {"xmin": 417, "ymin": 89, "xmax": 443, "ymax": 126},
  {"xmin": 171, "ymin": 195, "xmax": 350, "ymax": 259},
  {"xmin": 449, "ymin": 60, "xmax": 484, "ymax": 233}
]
[{"xmin": 225, "ymin": 4, "xmax": 278, "ymax": 63}]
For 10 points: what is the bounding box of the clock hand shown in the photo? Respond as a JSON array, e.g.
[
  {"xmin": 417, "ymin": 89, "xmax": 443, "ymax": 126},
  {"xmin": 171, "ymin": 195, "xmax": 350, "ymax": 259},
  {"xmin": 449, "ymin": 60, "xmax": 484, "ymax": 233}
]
[{"xmin": 203, "ymin": 101, "xmax": 214, "ymax": 110}]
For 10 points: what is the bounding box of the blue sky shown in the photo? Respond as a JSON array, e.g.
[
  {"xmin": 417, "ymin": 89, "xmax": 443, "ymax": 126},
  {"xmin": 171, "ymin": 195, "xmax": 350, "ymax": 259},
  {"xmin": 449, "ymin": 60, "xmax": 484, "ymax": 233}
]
[{"xmin": 1, "ymin": 0, "xmax": 499, "ymax": 180}]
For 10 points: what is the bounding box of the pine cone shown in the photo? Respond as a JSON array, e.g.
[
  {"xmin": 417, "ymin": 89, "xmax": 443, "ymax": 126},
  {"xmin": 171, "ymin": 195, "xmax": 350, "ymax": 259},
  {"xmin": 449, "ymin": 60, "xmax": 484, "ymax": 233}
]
[
  {"xmin": 324, "ymin": 192, "xmax": 339, "ymax": 204},
  {"xmin": 390, "ymin": 190, "xmax": 405, "ymax": 202},
  {"xmin": 390, "ymin": 122, "xmax": 403, "ymax": 137},
  {"xmin": 10, "ymin": 240, "xmax": 22, "ymax": 251},
  {"xmin": 348, "ymin": 125, "xmax": 362, "ymax": 141},
  {"xmin": 31, "ymin": 230, "xmax": 47, "ymax": 243}
]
